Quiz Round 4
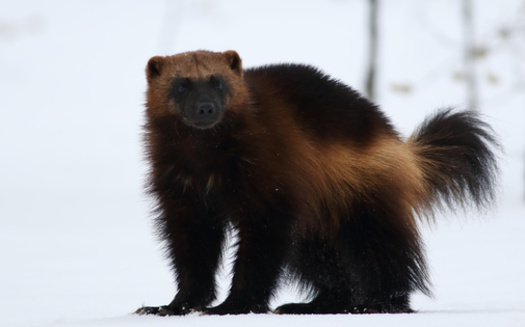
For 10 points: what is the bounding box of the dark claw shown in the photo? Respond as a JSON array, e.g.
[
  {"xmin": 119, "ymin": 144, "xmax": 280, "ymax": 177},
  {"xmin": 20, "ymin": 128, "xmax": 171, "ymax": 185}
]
[{"xmin": 135, "ymin": 305, "xmax": 194, "ymax": 316}]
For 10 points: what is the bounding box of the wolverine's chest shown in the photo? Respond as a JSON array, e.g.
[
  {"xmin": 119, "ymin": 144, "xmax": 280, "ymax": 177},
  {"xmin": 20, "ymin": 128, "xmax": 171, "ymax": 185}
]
[{"xmin": 154, "ymin": 159, "xmax": 236, "ymax": 196}]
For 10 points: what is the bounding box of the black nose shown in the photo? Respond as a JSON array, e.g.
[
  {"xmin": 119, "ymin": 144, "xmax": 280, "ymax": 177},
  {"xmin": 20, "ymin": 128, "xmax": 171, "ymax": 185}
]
[{"xmin": 197, "ymin": 102, "xmax": 216, "ymax": 118}]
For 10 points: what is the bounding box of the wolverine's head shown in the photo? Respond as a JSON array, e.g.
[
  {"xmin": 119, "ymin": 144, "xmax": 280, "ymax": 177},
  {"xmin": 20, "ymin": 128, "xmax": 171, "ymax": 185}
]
[{"xmin": 145, "ymin": 50, "xmax": 244, "ymax": 130}]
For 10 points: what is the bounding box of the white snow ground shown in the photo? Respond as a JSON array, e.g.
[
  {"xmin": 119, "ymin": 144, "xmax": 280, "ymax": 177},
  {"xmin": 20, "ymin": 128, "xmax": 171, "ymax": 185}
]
[{"xmin": 1, "ymin": 0, "xmax": 524, "ymax": 326}]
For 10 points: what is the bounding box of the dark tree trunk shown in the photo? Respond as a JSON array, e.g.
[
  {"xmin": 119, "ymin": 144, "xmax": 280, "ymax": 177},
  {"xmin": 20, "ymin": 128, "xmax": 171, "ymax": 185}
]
[
  {"xmin": 365, "ymin": 0, "xmax": 379, "ymax": 101},
  {"xmin": 462, "ymin": 0, "xmax": 479, "ymax": 110}
]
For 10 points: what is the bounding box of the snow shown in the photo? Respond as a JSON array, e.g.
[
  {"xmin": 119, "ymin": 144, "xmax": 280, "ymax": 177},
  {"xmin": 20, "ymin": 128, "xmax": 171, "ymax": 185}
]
[{"xmin": 1, "ymin": 0, "xmax": 524, "ymax": 326}]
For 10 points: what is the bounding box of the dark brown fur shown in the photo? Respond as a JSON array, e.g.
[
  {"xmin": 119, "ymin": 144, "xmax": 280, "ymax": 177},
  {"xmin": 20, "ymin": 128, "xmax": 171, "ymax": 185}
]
[{"xmin": 136, "ymin": 50, "xmax": 498, "ymax": 315}]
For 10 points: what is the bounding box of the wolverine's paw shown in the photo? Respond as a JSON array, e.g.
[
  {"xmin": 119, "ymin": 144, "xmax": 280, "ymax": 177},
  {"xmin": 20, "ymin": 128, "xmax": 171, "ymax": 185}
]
[
  {"xmin": 350, "ymin": 303, "xmax": 414, "ymax": 314},
  {"xmin": 135, "ymin": 305, "xmax": 170, "ymax": 316},
  {"xmin": 203, "ymin": 300, "xmax": 268, "ymax": 315},
  {"xmin": 135, "ymin": 305, "xmax": 196, "ymax": 316},
  {"xmin": 274, "ymin": 302, "xmax": 315, "ymax": 314},
  {"xmin": 274, "ymin": 302, "xmax": 349, "ymax": 314}
]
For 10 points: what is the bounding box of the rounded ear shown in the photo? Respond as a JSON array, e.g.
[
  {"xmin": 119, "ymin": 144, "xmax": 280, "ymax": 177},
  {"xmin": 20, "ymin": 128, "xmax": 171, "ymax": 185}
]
[
  {"xmin": 146, "ymin": 56, "xmax": 165, "ymax": 82},
  {"xmin": 223, "ymin": 50, "xmax": 242, "ymax": 75}
]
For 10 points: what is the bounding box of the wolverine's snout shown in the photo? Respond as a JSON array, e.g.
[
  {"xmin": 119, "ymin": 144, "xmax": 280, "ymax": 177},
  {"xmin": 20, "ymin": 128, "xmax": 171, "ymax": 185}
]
[{"xmin": 188, "ymin": 101, "xmax": 221, "ymax": 129}]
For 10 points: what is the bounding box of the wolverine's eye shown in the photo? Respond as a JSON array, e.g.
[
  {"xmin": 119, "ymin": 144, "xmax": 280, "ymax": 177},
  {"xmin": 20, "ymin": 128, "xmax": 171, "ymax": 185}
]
[
  {"xmin": 210, "ymin": 75, "xmax": 224, "ymax": 90},
  {"xmin": 172, "ymin": 78, "xmax": 192, "ymax": 103},
  {"xmin": 175, "ymin": 78, "xmax": 191, "ymax": 95}
]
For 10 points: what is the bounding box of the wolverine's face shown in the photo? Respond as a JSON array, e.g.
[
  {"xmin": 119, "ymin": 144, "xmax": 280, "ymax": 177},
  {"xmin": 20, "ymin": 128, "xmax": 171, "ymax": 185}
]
[
  {"xmin": 145, "ymin": 50, "xmax": 244, "ymax": 130},
  {"xmin": 170, "ymin": 74, "xmax": 229, "ymax": 129}
]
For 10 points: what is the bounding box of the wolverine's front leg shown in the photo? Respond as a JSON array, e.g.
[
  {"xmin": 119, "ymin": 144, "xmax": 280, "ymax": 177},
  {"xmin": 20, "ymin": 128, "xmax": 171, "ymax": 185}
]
[
  {"xmin": 136, "ymin": 201, "xmax": 227, "ymax": 316},
  {"xmin": 204, "ymin": 206, "xmax": 292, "ymax": 315}
]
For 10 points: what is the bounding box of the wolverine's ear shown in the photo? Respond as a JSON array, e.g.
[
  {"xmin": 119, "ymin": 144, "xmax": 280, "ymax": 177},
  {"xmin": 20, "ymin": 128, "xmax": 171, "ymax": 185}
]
[
  {"xmin": 223, "ymin": 50, "xmax": 242, "ymax": 75},
  {"xmin": 146, "ymin": 56, "xmax": 165, "ymax": 82}
]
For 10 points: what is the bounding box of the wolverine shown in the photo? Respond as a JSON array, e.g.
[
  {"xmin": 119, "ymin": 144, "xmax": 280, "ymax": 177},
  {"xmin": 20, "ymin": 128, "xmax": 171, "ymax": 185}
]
[{"xmin": 135, "ymin": 50, "xmax": 498, "ymax": 315}]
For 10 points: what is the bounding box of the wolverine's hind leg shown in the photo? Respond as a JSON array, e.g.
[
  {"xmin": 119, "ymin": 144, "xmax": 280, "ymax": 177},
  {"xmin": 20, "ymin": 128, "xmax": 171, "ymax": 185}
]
[
  {"xmin": 275, "ymin": 237, "xmax": 355, "ymax": 314},
  {"xmin": 276, "ymin": 198, "xmax": 428, "ymax": 314},
  {"xmin": 339, "ymin": 200, "xmax": 429, "ymax": 314}
]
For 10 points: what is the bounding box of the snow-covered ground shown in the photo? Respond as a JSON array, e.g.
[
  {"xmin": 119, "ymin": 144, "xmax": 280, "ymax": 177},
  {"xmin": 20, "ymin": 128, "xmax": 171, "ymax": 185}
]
[{"xmin": 1, "ymin": 0, "xmax": 524, "ymax": 326}]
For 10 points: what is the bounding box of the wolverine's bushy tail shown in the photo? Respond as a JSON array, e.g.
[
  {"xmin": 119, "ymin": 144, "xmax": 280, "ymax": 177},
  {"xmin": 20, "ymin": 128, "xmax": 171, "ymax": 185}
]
[{"xmin": 409, "ymin": 108, "xmax": 500, "ymax": 215}]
